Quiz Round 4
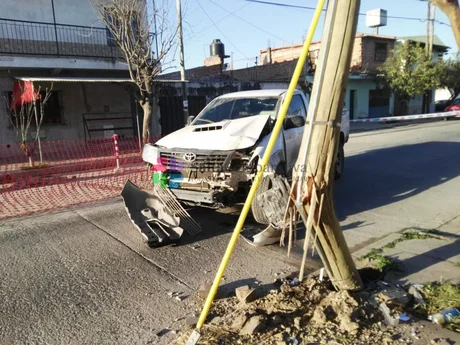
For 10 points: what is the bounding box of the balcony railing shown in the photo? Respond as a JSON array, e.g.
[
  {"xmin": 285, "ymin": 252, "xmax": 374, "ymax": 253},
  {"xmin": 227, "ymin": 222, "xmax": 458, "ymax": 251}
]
[{"xmin": 0, "ymin": 18, "xmax": 124, "ymax": 60}]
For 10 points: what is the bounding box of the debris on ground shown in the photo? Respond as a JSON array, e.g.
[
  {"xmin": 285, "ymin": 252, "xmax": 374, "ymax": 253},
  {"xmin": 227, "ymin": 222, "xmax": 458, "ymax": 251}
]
[
  {"xmin": 185, "ymin": 316, "xmax": 199, "ymax": 328},
  {"xmin": 409, "ymin": 284, "xmax": 426, "ymax": 305},
  {"xmin": 379, "ymin": 302, "xmax": 400, "ymax": 327},
  {"xmin": 235, "ymin": 285, "xmax": 258, "ymax": 304},
  {"xmin": 173, "ymin": 273, "xmax": 408, "ymax": 345},
  {"xmin": 408, "ymin": 282, "xmax": 460, "ymax": 332},
  {"xmin": 171, "ymin": 268, "xmax": 460, "ymax": 345},
  {"xmin": 197, "ymin": 282, "xmax": 213, "ymax": 300},
  {"xmin": 375, "ymin": 281, "xmax": 412, "ymax": 307}
]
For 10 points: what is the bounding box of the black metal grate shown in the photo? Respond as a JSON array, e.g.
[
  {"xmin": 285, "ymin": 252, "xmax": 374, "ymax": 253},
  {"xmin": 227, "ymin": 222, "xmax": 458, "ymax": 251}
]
[
  {"xmin": 159, "ymin": 151, "xmax": 232, "ymax": 171},
  {"xmin": 0, "ymin": 18, "xmax": 124, "ymax": 59}
]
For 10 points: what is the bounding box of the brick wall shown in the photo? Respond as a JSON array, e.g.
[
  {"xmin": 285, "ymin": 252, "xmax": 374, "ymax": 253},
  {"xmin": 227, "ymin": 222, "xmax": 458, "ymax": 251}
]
[
  {"xmin": 259, "ymin": 35, "xmax": 396, "ymax": 75},
  {"xmin": 361, "ymin": 37, "xmax": 395, "ymax": 74}
]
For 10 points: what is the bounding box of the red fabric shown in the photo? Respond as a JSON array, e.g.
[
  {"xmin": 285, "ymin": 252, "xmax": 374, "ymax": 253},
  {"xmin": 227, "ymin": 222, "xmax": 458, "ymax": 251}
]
[{"xmin": 10, "ymin": 81, "xmax": 40, "ymax": 110}]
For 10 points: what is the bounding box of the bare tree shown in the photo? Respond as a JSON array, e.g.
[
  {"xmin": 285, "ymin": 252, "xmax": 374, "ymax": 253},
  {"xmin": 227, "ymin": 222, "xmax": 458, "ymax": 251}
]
[
  {"xmin": 6, "ymin": 82, "xmax": 53, "ymax": 167},
  {"xmin": 91, "ymin": 0, "xmax": 178, "ymax": 145},
  {"xmin": 430, "ymin": 0, "xmax": 460, "ymax": 49}
]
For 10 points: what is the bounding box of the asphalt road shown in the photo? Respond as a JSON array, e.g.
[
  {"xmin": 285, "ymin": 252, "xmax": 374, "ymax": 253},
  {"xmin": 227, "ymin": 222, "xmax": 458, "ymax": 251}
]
[{"xmin": 1, "ymin": 119, "xmax": 460, "ymax": 345}]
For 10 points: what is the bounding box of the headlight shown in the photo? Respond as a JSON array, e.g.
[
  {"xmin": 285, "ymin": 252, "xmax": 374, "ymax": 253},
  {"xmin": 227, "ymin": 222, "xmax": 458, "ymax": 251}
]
[{"xmin": 141, "ymin": 144, "xmax": 160, "ymax": 165}]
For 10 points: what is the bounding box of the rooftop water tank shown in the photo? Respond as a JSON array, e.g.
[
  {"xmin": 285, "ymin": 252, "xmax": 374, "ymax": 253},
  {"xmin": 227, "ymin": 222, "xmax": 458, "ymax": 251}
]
[{"xmin": 210, "ymin": 39, "xmax": 225, "ymax": 58}]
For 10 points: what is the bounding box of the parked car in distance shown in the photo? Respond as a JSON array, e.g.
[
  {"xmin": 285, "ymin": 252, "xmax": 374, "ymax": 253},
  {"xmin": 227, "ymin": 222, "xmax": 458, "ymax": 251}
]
[
  {"xmin": 445, "ymin": 98, "xmax": 460, "ymax": 112},
  {"xmin": 435, "ymin": 99, "xmax": 451, "ymax": 112}
]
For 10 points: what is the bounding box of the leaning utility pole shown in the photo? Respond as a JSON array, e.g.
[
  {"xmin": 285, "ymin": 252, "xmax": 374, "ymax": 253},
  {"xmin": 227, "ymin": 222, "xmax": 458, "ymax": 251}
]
[
  {"xmin": 426, "ymin": 1, "xmax": 435, "ymax": 57},
  {"xmin": 152, "ymin": 0, "xmax": 160, "ymax": 58},
  {"xmin": 176, "ymin": 0, "xmax": 189, "ymax": 123},
  {"xmin": 288, "ymin": 0, "xmax": 363, "ymax": 291}
]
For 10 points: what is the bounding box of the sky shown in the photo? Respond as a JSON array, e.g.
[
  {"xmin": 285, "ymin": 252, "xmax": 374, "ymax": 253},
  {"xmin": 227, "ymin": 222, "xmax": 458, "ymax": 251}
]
[{"xmin": 151, "ymin": 0, "xmax": 459, "ymax": 73}]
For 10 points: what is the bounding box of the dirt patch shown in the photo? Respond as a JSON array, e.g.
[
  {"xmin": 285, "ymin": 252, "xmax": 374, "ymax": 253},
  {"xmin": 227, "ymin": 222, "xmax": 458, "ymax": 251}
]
[
  {"xmin": 170, "ymin": 270, "xmax": 460, "ymax": 345},
  {"xmin": 172, "ymin": 274, "xmax": 407, "ymax": 345}
]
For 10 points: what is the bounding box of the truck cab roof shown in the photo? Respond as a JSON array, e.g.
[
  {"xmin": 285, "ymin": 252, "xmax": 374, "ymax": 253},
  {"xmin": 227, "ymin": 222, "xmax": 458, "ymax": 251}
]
[{"xmin": 217, "ymin": 89, "xmax": 303, "ymax": 99}]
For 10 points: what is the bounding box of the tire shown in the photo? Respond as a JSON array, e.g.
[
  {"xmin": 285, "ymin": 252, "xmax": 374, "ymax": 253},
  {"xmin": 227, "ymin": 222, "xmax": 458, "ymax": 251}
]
[
  {"xmin": 250, "ymin": 162, "xmax": 286, "ymax": 225},
  {"xmin": 251, "ymin": 175, "xmax": 271, "ymax": 224},
  {"xmin": 334, "ymin": 141, "xmax": 345, "ymax": 180}
]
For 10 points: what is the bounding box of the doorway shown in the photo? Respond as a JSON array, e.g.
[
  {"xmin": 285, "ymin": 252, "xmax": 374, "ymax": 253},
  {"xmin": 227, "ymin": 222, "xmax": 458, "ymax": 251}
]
[{"xmin": 349, "ymin": 90, "xmax": 356, "ymax": 119}]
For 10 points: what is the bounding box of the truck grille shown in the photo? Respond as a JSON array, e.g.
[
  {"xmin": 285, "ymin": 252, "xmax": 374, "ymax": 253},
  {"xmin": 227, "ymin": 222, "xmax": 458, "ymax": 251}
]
[{"xmin": 159, "ymin": 150, "xmax": 233, "ymax": 171}]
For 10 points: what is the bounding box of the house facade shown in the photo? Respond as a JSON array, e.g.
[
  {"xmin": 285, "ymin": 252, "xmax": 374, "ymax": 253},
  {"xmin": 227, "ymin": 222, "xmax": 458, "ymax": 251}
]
[
  {"xmin": 260, "ymin": 33, "xmax": 450, "ymax": 119},
  {"xmin": 0, "ymin": 0, "xmax": 147, "ymax": 145}
]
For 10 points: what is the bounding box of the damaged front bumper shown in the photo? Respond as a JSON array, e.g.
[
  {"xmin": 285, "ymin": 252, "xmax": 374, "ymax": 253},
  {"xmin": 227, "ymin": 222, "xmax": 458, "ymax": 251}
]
[
  {"xmin": 142, "ymin": 144, "xmax": 255, "ymax": 208},
  {"xmin": 120, "ymin": 180, "xmax": 202, "ymax": 247}
]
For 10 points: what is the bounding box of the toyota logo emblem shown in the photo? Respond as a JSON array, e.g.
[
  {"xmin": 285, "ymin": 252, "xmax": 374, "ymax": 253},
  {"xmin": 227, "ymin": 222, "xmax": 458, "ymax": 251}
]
[{"xmin": 183, "ymin": 152, "xmax": 196, "ymax": 162}]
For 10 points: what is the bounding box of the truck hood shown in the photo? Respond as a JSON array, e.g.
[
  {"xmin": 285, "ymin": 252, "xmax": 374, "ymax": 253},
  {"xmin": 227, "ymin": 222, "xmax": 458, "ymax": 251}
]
[{"xmin": 155, "ymin": 115, "xmax": 271, "ymax": 150}]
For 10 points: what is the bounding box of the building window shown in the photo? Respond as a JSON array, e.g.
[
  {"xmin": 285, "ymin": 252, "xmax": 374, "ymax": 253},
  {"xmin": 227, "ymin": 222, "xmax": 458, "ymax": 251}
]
[
  {"xmin": 7, "ymin": 91, "xmax": 63, "ymax": 125},
  {"xmin": 374, "ymin": 42, "xmax": 387, "ymax": 62}
]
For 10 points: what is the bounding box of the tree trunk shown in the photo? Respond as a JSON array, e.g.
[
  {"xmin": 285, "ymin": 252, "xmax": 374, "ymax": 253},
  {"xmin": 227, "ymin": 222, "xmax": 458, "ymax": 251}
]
[
  {"xmin": 141, "ymin": 100, "xmax": 151, "ymax": 146},
  {"xmin": 293, "ymin": 0, "xmax": 363, "ymax": 291},
  {"xmin": 151, "ymin": 92, "xmax": 162, "ymax": 136},
  {"xmin": 431, "ymin": 0, "xmax": 460, "ymax": 49}
]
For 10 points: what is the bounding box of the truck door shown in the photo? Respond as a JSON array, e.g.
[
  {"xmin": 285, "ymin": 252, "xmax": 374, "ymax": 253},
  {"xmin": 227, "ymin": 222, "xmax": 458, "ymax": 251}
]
[{"xmin": 282, "ymin": 93, "xmax": 307, "ymax": 177}]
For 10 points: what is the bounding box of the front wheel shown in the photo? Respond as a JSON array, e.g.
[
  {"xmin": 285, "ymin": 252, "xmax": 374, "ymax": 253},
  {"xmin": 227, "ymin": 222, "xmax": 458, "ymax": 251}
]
[{"xmin": 334, "ymin": 142, "xmax": 345, "ymax": 180}]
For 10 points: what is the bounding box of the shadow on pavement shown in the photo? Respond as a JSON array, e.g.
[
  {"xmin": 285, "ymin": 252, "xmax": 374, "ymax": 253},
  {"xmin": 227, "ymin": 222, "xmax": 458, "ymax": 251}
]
[
  {"xmin": 334, "ymin": 141, "xmax": 460, "ymax": 223},
  {"xmin": 383, "ymin": 226, "xmax": 460, "ymax": 285},
  {"xmin": 385, "ymin": 238, "xmax": 460, "ymax": 285},
  {"xmin": 173, "ymin": 205, "xmax": 263, "ymax": 246}
]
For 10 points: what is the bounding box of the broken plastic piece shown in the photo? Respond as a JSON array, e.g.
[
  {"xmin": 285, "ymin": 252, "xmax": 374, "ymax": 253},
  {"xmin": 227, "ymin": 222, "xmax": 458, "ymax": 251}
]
[
  {"xmin": 409, "ymin": 284, "xmax": 425, "ymax": 305},
  {"xmin": 240, "ymin": 224, "xmax": 283, "ymax": 246},
  {"xmin": 379, "ymin": 302, "xmax": 400, "ymax": 327},
  {"xmin": 185, "ymin": 330, "xmax": 201, "ymax": 345},
  {"xmin": 286, "ymin": 337, "xmax": 299, "ymax": 345},
  {"xmin": 290, "ymin": 278, "xmax": 301, "ymax": 286},
  {"xmin": 399, "ymin": 314, "xmax": 411, "ymax": 322},
  {"xmin": 121, "ymin": 180, "xmax": 184, "ymax": 247}
]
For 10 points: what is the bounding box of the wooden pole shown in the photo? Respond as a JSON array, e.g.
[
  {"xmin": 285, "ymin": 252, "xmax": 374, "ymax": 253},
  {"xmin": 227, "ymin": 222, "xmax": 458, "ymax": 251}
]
[{"xmin": 293, "ymin": 0, "xmax": 363, "ymax": 291}]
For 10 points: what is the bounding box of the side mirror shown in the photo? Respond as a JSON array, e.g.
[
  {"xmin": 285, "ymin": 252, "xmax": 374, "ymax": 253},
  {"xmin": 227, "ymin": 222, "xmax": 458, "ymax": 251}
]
[
  {"xmin": 186, "ymin": 115, "xmax": 195, "ymax": 126},
  {"xmin": 284, "ymin": 115, "xmax": 305, "ymax": 130}
]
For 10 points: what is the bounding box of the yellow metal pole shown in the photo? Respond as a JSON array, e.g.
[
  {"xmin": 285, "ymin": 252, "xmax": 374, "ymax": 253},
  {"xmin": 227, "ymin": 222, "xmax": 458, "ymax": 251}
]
[{"xmin": 193, "ymin": 0, "xmax": 326, "ymax": 333}]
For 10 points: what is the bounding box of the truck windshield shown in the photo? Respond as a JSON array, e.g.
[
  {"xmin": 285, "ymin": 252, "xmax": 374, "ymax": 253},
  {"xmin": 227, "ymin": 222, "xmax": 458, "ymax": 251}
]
[{"xmin": 192, "ymin": 97, "xmax": 279, "ymax": 125}]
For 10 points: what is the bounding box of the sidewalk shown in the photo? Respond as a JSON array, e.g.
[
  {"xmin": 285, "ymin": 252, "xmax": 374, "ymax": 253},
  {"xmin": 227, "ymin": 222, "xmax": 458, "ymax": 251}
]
[
  {"xmin": 350, "ymin": 117, "xmax": 454, "ymax": 134},
  {"xmin": 352, "ymin": 215, "xmax": 460, "ymax": 286}
]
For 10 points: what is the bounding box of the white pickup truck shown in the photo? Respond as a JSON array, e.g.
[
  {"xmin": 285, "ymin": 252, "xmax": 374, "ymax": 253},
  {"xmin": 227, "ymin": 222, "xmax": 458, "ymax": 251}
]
[{"xmin": 142, "ymin": 89, "xmax": 349, "ymax": 224}]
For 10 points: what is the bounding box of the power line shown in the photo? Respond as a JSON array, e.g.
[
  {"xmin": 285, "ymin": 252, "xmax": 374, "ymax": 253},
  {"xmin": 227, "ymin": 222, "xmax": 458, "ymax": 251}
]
[
  {"xmin": 205, "ymin": 0, "xmax": 288, "ymax": 43},
  {"xmin": 244, "ymin": 0, "xmax": 451, "ymax": 26},
  {"xmin": 195, "ymin": 0, "xmax": 250, "ymax": 59},
  {"xmin": 191, "ymin": 2, "xmax": 251, "ymax": 37}
]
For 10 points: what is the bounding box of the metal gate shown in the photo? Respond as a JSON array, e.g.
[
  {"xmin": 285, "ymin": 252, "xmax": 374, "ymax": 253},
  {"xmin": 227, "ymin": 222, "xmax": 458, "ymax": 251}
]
[{"xmin": 159, "ymin": 95, "xmax": 206, "ymax": 136}]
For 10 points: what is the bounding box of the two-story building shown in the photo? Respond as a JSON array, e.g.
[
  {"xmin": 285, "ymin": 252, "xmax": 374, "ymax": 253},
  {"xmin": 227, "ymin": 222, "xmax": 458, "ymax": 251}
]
[
  {"xmin": 0, "ymin": 0, "xmax": 149, "ymax": 145},
  {"xmin": 260, "ymin": 33, "xmax": 450, "ymax": 119}
]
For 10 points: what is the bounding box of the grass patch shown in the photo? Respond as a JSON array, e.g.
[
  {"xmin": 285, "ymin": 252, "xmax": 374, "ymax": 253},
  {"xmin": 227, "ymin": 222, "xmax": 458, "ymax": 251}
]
[
  {"xmin": 359, "ymin": 248, "xmax": 395, "ymax": 272},
  {"xmin": 383, "ymin": 230, "xmax": 440, "ymax": 249},
  {"xmin": 20, "ymin": 162, "xmax": 50, "ymax": 170},
  {"xmin": 413, "ymin": 282, "xmax": 460, "ymax": 332},
  {"xmin": 359, "ymin": 229, "xmax": 443, "ymax": 275}
]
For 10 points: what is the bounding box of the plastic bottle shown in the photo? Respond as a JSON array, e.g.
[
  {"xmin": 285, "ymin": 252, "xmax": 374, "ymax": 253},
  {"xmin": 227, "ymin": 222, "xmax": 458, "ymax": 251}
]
[{"xmin": 431, "ymin": 308, "xmax": 460, "ymax": 324}]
